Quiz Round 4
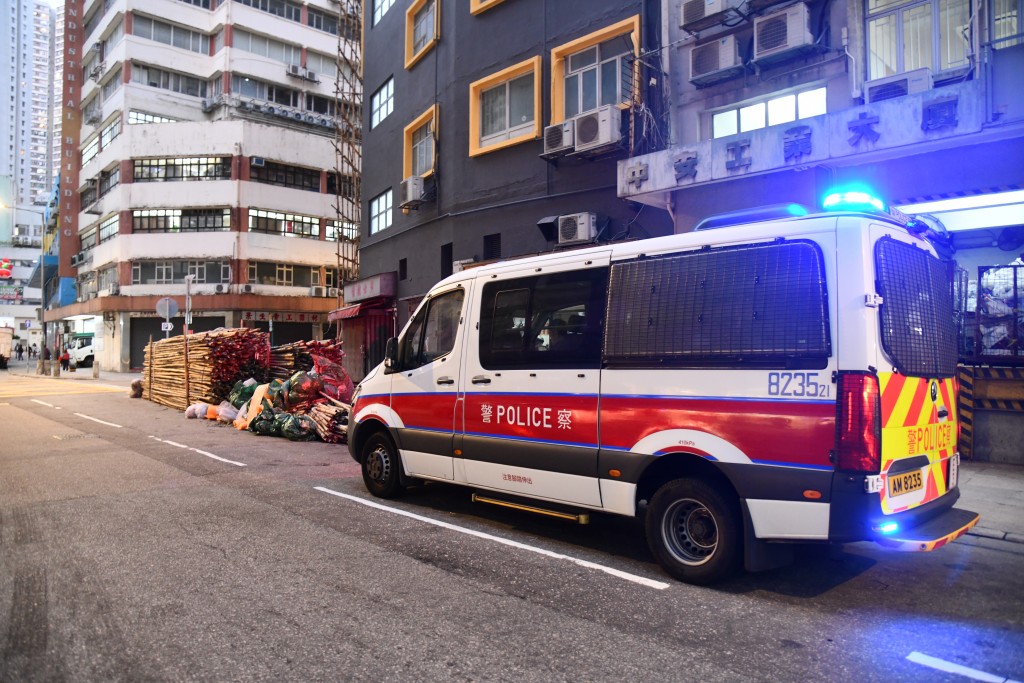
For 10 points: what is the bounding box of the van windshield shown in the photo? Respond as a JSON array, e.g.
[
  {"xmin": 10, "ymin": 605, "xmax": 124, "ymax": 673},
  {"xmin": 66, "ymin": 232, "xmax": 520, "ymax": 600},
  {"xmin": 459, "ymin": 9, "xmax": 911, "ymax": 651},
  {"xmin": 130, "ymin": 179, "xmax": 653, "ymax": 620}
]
[{"xmin": 875, "ymin": 236, "xmax": 957, "ymax": 378}]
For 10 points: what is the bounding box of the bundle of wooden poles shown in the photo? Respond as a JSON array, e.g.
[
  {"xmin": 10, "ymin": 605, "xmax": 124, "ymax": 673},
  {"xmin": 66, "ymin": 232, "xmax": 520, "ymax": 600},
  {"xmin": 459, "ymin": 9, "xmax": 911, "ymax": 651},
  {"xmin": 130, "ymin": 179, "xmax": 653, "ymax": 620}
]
[
  {"xmin": 307, "ymin": 401, "xmax": 350, "ymax": 444},
  {"xmin": 268, "ymin": 339, "xmax": 345, "ymax": 381},
  {"xmin": 143, "ymin": 328, "xmax": 270, "ymax": 411}
]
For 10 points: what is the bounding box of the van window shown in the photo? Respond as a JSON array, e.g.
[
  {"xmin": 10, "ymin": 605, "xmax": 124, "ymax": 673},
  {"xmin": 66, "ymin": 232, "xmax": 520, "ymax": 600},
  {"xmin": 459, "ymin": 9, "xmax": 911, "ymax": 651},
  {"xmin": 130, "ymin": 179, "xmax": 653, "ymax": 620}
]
[
  {"xmin": 399, "ymin": 288, "xmax": 464, "ymax": 370},
  {"xmin": 480, "ymin": 268, "xmax": 608, "ymax": 369},
  {"xmin": 875, "ymin": 236, "xmax": 957, "ymax": 378},
  {"xmin": 604, "ymin": 240, "xmax": 830, "ymax": 368}
]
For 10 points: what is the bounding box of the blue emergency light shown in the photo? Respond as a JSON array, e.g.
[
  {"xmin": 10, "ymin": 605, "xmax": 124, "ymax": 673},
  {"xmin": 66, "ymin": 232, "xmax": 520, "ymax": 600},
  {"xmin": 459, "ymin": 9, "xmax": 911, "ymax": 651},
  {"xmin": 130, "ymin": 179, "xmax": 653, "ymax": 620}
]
[
  {"xmin": 878, "ymin": 522, "xmax": 899, "ymax": 534},
  {"xmin": 822, "ymin": 189, "xmax": 887, "ymax": 213}
]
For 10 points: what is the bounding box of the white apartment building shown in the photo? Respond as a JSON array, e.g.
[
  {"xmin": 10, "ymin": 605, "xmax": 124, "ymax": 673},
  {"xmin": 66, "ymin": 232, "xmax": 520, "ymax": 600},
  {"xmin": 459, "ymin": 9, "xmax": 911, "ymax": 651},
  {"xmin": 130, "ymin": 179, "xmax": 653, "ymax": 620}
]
[{"xmin": 49, "ymin": 0, "xmax": 359, "ymax": 370}]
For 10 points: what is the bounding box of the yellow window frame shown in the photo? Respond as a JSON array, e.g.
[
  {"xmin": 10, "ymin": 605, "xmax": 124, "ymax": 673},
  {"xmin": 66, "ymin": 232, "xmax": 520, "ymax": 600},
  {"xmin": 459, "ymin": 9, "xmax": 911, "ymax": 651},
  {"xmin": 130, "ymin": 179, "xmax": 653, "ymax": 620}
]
[
  {"xmin": 468, "ymin": 55, "xmax": 542, "ymax": 157},
  {"xmin": 549, "ymin": 14, "xmax": 641, "ymax": 125},
  {"xmin": 405, "ymin": 0, "xmax": 440, "ymax": 70},
  {"xmin": 403, "ymin": 104, "xmax": 439, "ymax": 178},
  {"xmin": 470, "ymin": 0, "xmax": 506, "ymax": 14}
]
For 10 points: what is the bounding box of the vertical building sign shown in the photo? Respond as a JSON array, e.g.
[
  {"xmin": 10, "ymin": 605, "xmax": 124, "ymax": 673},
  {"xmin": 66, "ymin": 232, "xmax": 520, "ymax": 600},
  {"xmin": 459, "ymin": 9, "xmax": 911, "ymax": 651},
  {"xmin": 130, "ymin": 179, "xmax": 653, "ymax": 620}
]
[{"xmin": 58, "ymin": 0, "xmax": 84, "ymax": 278}]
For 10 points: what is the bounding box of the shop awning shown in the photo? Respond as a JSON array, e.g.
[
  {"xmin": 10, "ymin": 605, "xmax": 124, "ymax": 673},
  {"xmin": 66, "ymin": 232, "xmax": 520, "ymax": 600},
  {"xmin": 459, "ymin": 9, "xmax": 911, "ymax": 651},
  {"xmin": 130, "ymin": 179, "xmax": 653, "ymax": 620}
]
[{"xmin": 328, "ymin": 303, "xmax": 363, "ymax": 322}]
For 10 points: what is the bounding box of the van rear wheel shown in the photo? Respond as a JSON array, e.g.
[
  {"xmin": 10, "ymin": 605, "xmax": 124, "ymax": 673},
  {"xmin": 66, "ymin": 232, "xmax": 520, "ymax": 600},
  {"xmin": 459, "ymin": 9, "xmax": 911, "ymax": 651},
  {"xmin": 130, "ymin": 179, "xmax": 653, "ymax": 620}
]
[
  {"xmin": 646, "ymin": 478, "xmax": 741, "ymax": 585},
  {"xmin": 360, "ymin": 433, "xmax": 404, "ymax": 499}
]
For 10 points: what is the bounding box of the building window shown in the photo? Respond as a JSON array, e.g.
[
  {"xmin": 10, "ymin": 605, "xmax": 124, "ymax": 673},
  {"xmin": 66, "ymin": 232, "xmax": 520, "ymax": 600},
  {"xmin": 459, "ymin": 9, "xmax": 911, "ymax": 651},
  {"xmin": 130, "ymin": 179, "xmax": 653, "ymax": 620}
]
[
  {"xmin": 250, "ymin": 160, "xmax": 321, "ymax": 192},
  {"xmin": 711, "ymin": 86, "xmax": 827, "ymax": 139},
  {"xmin": 483, "ymin": 233, "xmax": 501, "ymax": 261},
  {"xmin": 275, "ymin": 263, "xmax": 294, "ymax": 286},
  {"xmin": 470, "ymin": 0, "xmax": 506, "ymax": 15},
  {"xmin": 188, "ymin": 260, "xmax": 207, "ymax": 282},
  {"xmin": 550, "ymin": 16, "xmax": 640, "ymax": 124},
  {"xmin": 155, "ymin": 261, "xmax": 173, "ymax": 284},
  {"xmin": 993, "ymin": 0, "xmax": 1022, "ymax": 47},
  {"xmin": 232, "ymin": 0, "xmax": 301, "ymax": 22},
  {"xmin": 306, "ymin": 93, "xmax": 338, "ymax": 116},
  {"xmin": 248, "ymin": 208, "xmax": 321, "ymax": 238},
  {"xmin": 469, "ymin": 56, "xmax": 541, "ymax": 156},
  {"xmin": 99, "ymin": 167, "xmax": 120, "ymax": 197},
  {"xmin": 326, "ymin": 220, "xmax": 358, "ymax": 241},
  {"xmin": 101, "ymin": 76, "xmax": 122, "ymax": 102},
  {"xmin": 441, "ymin": 242, "xmax": 453, "ymax": 278},
  {"xmin": 132, "ymin": 260, "xmax": 229, "ymax": 284},
  {"xmin": 399, "ymin": 258, "xmax": 408, "ymax": 281},
  {"xmin": 132, "ymin": 208, "xmax": 231, "ymax": 232},
  {"xmin": 373, "ymin": 0, "xmax": 396, "ymax": 26},
  {"xmin": 81, "ymin": 136, "xmax": 100, "ymax": 165},
  {"xmin": 231, "ymin": 75, "xmax": 300, "ymax": 107},
  {"xmin": 81, "ymin": 227, "xmax": 99, "ymax": 251},
  {"xmin": 128, "ymin": 110, "xmax": 177, "ymax": 124},
  {"xmin": 404, "ymin": 105, "xmax": 437, "ymax": 178},
  {"xmin": 131, "ymin": 64, "xmax": 208, "ymax": 98},
  {"xmin": 405, "ymin": 0, "xmax": 438, "ymax": 69},
  {"xmin": 232, "ymin": 29, "xmax": 301, "ymax": 66},
  {"xmin": 100, "ymin": 118, "xmax": 121, "ymax": 148},
  {"xmin": 866, "ymin": 0, "xmax": 970, "ymax": 79},
  {"xmin": 327, "ymin": 172, "xmax": 356, "ymax": 198},
  {"xmin": 370, "ymin": 77, "xmax": 394, "ymax": 129},
  {"xmin": 306, "ymin": 51, "xmax": 338, "ymax": 79},
  {"xmin": 308, "ymin": 8, "xmax": 338, "ymax": 35},
  {"xmin": 133, "ymin": 157, "xmax": 232, "ymax": 181},
  {"xmin": 370, "ymin": 190, "xmax": 392, "ymax": 234},
  {"xmin": 98, "ymin": 214, "xmax": 119, "ymax": 243},
  {"xmin": 133, "ymin": 15, "xmax": 211, "ymax": 54}
]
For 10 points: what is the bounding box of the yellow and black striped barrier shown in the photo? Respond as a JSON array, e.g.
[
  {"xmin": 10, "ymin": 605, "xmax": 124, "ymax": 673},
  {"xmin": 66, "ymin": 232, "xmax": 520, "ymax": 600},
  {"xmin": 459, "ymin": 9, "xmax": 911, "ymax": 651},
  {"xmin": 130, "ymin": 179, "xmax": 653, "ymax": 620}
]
[{"xmin": 957, "ymin": 365, "xmax": 1024, "ymax": 459}]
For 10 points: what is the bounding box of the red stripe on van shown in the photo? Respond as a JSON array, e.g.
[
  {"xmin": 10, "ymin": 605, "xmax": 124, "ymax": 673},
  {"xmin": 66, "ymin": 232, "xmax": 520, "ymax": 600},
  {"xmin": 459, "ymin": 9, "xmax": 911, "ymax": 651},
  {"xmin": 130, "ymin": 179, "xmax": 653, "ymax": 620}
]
[
  {"xmin": 881, "ymin": 373, "xmax": 907, "ymax": 424},
  {"xmin": 903, "ymin": 382, "xmax": 928, "ymax": 428}
]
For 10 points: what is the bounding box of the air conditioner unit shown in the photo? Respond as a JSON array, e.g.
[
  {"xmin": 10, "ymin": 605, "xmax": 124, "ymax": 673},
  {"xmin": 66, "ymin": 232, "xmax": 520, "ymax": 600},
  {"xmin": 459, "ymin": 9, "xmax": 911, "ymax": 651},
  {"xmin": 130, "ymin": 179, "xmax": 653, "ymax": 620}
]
[
  {"xmin": 310, "ymin": 286, "xmax": 326, "ymax": 297},
  {"xmin": 865, "ymin": 67, "xmax": 933, "ymax": 103},
  {"xmin": 239, "ymin": 100, "xmax": 252, "ymax": 110},
  {"xmin": 320, "ymin": 117, "xmax": 332, "ymax": 127},
  {"xmin": 574, "ymin": 105, "xmax": 622, "ymax": 154},
  {"xmin": 557, "ymin": 212, "xmax": 598, "ymax": 245},
  {"xmin": 690, "ymin": 35, "xmax": 744, "ymax": 85},
  {"xmin": 399, "ymin": 175, "xmax": 426, "ymax": 208},
  {"xmin": 304, "ymin": 70, "xmax": 319, "ymax": 82},
  {"xmin": 327, "ymin": 287, "xmax": 339, "ymax": 298},
  {"xmin": 303, "ymin": 113, "xmax": 317, "ymax": 123},
  {"xmin": 292, "ymin": 110, "xmax": 303, "ymax": 121},
  {"xmin": 84, "ymin": 111, "xmax": 101, "ymax": 125},
  {"xmin": 754, "ymin": 3, "xmax": 815, "ymax": 64},
  {"xmin": 91, "ymin": 41, "xmax": 104, "ymax": 53},
  {"xmin": 287, "ymin": 64, "xmax": 303, "ymax": 77},
  {"xmin": 681, "ymin": 0, "xmax": 743, "ymax": 30},
  {"xmin": 542, "ymin": 120, "xmax": 575, "ymax": 157},
  {"xmin": 242, "ymin": 284, "xmax": 254, "ymax": 293},
  {"xmin": 105, "ymin": 284, "xmax": 120, "ymax": 296},
  {"xmin": 201, "ymin": 98, "xmax": 216, "ymax": 113},
  {"xmin": 215, "ymin": 284, "xmax": 226, "ymax": 293},
  {"xmin": 250, "ymin": 156, "xmax": 265, "ymax": 167},
  {"xmin": 70, "ymin": 252, "xmax": 83, "ymax": 266}
]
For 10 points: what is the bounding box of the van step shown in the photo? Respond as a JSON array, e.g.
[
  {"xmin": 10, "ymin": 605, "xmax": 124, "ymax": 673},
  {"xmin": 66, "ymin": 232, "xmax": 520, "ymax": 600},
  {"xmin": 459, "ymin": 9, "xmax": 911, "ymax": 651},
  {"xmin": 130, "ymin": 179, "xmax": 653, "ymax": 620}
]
[{"xmin": 471, "ymin": 493, "xmax": 590, "ymax": 525}]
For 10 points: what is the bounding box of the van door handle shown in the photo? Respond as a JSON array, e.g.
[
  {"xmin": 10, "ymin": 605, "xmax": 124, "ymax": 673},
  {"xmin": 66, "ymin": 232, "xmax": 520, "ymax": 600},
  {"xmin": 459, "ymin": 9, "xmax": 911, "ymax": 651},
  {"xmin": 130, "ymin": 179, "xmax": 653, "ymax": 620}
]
[
  {"xmin": 471, "ymin": 376, "xmax": 491, "ymax": 385},
  {"xmin": 436, "ymin": 376, "xmax": 455, "ymax": 386},
  {"xmin": 937, "ymin": 407, "xmax": 949, "ymax": 419}
]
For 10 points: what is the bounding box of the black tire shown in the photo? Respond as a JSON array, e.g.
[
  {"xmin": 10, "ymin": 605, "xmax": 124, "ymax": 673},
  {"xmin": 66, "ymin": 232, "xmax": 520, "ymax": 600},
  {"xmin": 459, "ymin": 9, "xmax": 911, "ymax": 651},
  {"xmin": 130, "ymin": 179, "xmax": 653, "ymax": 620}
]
[
  {"xmin": 645, "ymin": 478, "xmax": 742, "ymax": 585},
  {"xmin": 360, "ymin": 433, "xmax": 404, "ymax": 499}
]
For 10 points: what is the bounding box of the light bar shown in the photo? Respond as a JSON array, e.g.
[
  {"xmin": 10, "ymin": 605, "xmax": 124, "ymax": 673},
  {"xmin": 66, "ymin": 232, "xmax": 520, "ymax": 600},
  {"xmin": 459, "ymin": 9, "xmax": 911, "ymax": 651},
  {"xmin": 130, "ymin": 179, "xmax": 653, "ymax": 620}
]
[{"xmin": 823, "ymin": 191, "xmax": 886, "ymax": 213}]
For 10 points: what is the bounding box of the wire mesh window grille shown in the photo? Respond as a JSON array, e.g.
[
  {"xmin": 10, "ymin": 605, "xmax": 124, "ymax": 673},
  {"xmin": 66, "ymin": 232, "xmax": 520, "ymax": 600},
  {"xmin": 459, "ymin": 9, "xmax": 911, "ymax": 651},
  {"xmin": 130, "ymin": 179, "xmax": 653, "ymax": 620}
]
[
  {"xmin": 875, "ymin": 236, "xmax": 957, "ymax": 377},
  {"xmin": 604, "ymin": 241, "xmax": 831, "ymax": 368},
  {"xmin": 976, "ymin": 263, "xmax": 1023, "ymax": 362}
]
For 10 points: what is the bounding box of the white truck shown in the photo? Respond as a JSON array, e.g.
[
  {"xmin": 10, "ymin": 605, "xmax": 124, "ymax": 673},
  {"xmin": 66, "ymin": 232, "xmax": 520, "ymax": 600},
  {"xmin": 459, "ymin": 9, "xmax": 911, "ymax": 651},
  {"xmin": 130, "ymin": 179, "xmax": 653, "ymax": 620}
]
[{"xmin": 68, "ymin": 333, "xmax": 95, "ymax": 367}]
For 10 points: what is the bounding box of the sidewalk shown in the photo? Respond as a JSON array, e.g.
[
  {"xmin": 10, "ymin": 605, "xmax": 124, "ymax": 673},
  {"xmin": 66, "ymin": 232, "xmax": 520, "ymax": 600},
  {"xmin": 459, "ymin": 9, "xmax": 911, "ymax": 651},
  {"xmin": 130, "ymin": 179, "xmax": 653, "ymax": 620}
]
[{"xmin": 2, "ymin": 358, "xmax": 141, "ymax": 387}]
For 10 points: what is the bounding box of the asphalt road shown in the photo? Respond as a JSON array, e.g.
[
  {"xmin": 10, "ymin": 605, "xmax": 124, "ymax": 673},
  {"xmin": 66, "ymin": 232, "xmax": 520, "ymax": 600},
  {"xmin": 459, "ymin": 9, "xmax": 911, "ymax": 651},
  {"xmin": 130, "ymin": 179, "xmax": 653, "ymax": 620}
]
[{"xmin": 1, "ymin": 374, "xmax": 1022, "ymax": 682}]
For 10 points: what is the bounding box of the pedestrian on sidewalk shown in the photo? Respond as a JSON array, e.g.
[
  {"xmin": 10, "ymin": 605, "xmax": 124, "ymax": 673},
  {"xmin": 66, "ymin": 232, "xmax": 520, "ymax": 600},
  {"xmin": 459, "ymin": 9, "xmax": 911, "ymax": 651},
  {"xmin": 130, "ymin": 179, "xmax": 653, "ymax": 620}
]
[
  {"xmin": 42, "ymin": 345, "xmax": 51, "ymax": 361},
  {"xmin": 15, "ymin": 343, "xmax": 23, "ymax": 361},
  {"xmin": 60, "ymin": 349, "xmax": 70, "ymax": 371}
]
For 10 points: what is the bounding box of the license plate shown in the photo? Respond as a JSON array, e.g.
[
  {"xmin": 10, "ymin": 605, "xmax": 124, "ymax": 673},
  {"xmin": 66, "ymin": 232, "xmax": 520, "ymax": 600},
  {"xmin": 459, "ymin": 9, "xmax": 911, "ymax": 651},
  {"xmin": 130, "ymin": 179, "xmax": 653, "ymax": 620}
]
[{"xmin": 888, "ymin": 470, "xmax": 924, "ymax": 497}]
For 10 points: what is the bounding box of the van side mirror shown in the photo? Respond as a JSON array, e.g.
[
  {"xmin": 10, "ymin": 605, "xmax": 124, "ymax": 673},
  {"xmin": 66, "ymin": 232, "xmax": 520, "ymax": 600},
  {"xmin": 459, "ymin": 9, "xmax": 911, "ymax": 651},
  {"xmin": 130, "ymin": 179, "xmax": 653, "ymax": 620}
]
[{"xmin": 383, "ymin": 337, "xmax": 398, "ymax": 374}]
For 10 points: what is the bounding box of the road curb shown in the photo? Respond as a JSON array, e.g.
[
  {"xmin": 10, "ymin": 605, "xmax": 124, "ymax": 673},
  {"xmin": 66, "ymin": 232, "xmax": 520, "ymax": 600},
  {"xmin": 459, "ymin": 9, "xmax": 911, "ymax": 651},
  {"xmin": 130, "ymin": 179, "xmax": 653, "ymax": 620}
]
[{"xmin": 968, "ymin": 526, "xmax": 1024, "ymax": 545}]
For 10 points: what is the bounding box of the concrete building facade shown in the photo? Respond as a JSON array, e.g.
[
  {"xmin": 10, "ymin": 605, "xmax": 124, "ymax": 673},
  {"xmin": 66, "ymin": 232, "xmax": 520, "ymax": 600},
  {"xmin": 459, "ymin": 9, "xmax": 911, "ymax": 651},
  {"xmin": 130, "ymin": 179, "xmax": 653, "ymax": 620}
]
[{"xmin": 42, "ymin": 0, "xmax": 359, "ymax": 370}]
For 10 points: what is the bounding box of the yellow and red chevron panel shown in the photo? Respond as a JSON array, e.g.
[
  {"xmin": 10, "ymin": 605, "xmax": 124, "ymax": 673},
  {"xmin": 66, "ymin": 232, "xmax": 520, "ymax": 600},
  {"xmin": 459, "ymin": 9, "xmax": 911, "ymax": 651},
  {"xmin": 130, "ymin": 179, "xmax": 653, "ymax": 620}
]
[{"xmin": 878, "ymin": 373, "xmax": 958, "ymax": 514}]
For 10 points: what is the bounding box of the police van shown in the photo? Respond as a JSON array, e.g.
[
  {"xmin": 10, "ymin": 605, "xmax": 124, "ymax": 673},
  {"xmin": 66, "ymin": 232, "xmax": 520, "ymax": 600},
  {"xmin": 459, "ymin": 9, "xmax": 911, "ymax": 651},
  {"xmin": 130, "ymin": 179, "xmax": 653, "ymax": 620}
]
[{"xmin": 348, "ymin": 192, "xmax": 979, "ymax": 584}]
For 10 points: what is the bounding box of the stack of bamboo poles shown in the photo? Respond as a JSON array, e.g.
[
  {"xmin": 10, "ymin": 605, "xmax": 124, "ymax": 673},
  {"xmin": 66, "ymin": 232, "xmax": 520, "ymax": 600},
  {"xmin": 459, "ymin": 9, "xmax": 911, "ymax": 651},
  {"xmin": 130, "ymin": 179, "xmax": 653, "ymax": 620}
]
[
  {"xmin": 269, "ymin": 339, "xmax": 345, "ymax": 381},
  {"xmin": 143, "ymin": 328, "xmax": 270, "ymax": 411},
  {"xmin": 307, "ymin": 401, "xmax": 350, "ymax": 444}
]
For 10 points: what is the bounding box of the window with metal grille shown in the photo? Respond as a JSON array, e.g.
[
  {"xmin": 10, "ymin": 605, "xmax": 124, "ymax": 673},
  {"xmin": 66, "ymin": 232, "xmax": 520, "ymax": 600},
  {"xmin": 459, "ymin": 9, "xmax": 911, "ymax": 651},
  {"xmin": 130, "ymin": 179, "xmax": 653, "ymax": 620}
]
[
  {"xmin": 604, "ymin": 240, "xmax": 831, "ymax": 368},
  {"xmin": 483, "ymin": 233, "xmax": 502, "ymax": 261},
  {"xmin": 875, "ymin": 236, "xmax": 957, "ymax": 377}
]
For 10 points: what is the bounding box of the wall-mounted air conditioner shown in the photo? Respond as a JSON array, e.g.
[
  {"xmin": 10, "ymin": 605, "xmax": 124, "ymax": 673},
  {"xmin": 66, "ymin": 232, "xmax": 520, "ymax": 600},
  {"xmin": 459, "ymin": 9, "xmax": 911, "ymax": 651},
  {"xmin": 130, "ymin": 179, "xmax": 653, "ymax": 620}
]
[
  {"xmin": 201, "ymin": 99, "xmax": 216, "ymax": 113},
  {"xmin": 327, "ymin": 287, "xmax": 339, "ymax": 298},
  {"xmin": 753, "ymin": 3, "xmax": 814, "ymax": 64},
  {"xmin": 574, "ymin": 105, "xmax": 622, "ymax": 154},
  {"xmin": 287, "ymin": 64, "xmax": 303, "ymax": 77},
  {"xmin": 310, "ymin": 286, "xmax": 326, "ymax": 297},
  {"xmin": 215, "ymin": 284, "xmax": 227, "ymax": 293},
  {"xmin": 242, "ymin": 284, "xmax": 254, "ymax": 293},
  {"xmin": 399, "ymin": 176, "xmax": 426, "ymax": 209},
  {"xmin": 70, "ymin": 252, "xmax": 84, "ymax": 267},
  {"xmin": 304, "ymin": 70, "xmax": 319, "ymax": 82},
  {"xmin": 681, "ymin": 0, "xmax": 744, "ymax": 30},
  {"xmin": 303, "ymin": 114, "xmax": 317, "ymax": 123},
  {"xmin": 542, "ymin": 120, "xmax": 575, "ymax": 157},
  {"xmin": 557, "ymin": 212, "xmax": 598, "ymax": 245},
  {"xmin": 250, "ymin": 156, "xmax": 265, "ymax": 167},
  {"xmin": 690, "ymin": 35, "xmax": 744, "ymax": 85},
  {"xmin": 99, "ymin": 284, "xmax": 119, "ymax": 297},
  {"xmin": 865, "ymin": 67, "xmax": 933, "ymax": 103}
]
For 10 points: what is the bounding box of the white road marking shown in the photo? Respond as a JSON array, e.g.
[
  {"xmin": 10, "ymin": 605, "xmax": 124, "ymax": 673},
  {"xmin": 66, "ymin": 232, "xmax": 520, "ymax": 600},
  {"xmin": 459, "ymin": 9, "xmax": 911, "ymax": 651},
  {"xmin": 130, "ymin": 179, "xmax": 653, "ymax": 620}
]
[
  {"xmin": 74, "ymin": 412, "xmax": 123, "ymax": 428},
  {"xmin": 314, "ymin": 486, "xmax": 671, "ymax": 590},
  {"xmin": 907, "ymin": 652, "xmax": 1021, "ymax": 682},
  {"xmin": 31, "ymin": 399, "xmax": 55, "ymax": 407},
  {"xmin": 148, "ymin": 436, "xmax": 246, "ymax": 467}
]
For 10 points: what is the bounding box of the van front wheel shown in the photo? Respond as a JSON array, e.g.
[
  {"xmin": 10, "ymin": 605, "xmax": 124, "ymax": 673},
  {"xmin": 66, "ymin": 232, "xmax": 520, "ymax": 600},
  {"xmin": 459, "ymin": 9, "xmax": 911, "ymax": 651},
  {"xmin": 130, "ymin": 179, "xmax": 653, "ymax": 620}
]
[
  {"xmin": 360, "ymin": 433, "xmax": 404, "ymax": 499},
  {"xmin": 646, "ymin": 478, "xmax": 741, "ymax": 585}
]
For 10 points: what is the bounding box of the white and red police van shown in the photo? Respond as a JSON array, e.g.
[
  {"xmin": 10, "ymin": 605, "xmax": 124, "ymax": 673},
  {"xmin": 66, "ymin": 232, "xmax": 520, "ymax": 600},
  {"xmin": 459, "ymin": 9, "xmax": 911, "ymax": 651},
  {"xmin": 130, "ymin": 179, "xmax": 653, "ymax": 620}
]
[{"xmin": 348, "ymin": 192, "xmax": 979, "ymax": 584}]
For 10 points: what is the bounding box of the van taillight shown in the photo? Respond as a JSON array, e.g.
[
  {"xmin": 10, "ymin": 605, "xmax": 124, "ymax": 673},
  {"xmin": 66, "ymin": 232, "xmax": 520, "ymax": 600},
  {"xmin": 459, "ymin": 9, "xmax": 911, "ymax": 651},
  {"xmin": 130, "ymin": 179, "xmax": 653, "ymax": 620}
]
[{"xmin": 835, "ymin": 372, "xmax": 881, "ymax": 472}]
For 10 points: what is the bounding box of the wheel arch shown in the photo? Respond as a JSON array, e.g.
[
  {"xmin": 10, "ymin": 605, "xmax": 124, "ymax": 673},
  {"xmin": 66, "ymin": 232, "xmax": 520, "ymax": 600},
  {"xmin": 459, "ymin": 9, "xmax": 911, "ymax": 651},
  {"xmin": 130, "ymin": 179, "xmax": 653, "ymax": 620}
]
[
  {"xmin": 636, "ymin": 452, "xmax": 740, "ymax": 511},
  {"xmin": 351, "ymin": 417, "xmax": 393, "ymax": 463}
]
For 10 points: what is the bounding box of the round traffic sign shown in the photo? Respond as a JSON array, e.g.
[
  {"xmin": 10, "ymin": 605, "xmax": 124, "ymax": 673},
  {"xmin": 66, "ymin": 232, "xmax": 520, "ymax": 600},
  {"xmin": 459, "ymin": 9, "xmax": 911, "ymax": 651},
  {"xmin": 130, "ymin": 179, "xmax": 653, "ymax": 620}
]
[{"xmin": 156, "ymin": 297, "xmax": 179, "ymax": 319}]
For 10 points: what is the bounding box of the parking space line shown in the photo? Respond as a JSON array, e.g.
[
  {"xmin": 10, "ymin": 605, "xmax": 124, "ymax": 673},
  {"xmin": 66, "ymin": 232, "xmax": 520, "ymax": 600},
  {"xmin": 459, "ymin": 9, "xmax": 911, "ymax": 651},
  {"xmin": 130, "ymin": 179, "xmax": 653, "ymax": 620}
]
[
  {"xmin": 314, "ymin": 486, "xmax": 670, "ymax": 590},
  {"xmin": 907, "ymin": 651, "xmax": 1021, "ymax": 682},
  {"xmin": 148, "ymin": 436, "xmax": 246, "ymax": 467},
  {"xmin": 74, "ymin": 412, "xmax": 123, "ymax": 428}
]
